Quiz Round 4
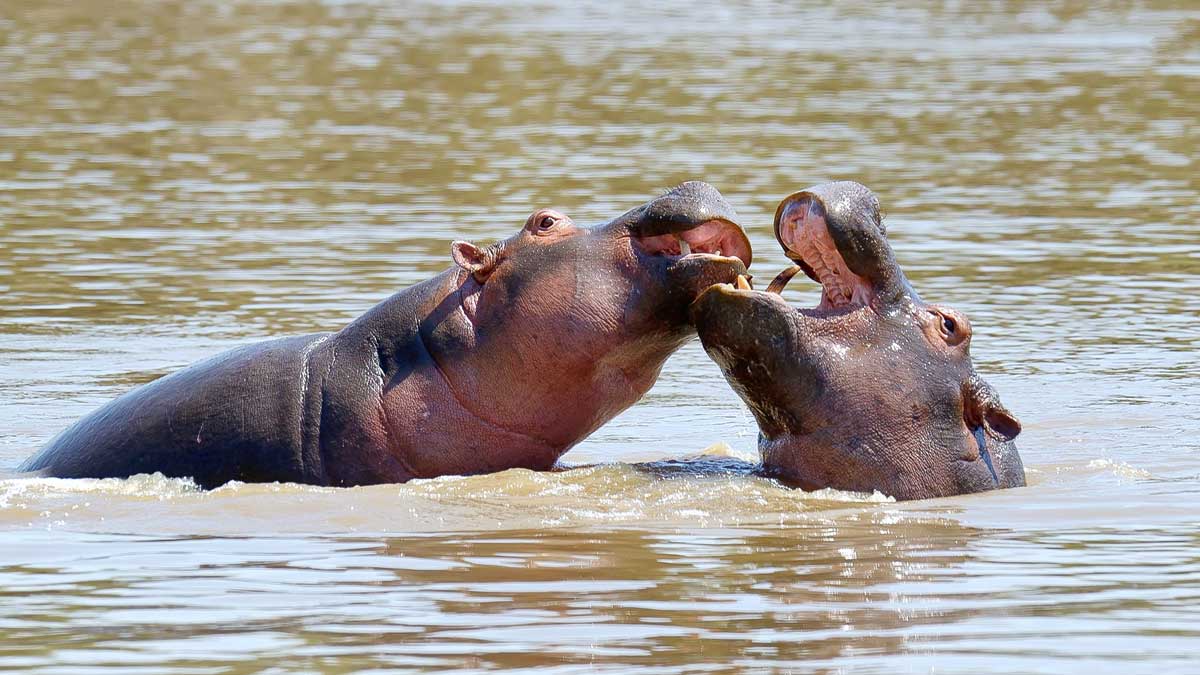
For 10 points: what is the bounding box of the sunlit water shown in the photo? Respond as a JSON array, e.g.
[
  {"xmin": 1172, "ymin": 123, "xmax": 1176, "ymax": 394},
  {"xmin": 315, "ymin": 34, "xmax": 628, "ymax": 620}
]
[{"xmin": 1, "ymin": 1, "xmax": 1198, "ymax": 672}]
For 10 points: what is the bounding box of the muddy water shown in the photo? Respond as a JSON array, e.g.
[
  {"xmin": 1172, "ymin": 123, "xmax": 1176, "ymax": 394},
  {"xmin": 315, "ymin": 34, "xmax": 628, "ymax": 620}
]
[{"xmin": 2, "ymin": 1, "xmax": 1198, "ymax": 671}]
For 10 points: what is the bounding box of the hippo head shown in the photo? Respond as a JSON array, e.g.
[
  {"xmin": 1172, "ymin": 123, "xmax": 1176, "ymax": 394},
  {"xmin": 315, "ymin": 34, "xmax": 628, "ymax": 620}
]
[
  {"xmin": 690, "ymin": 181, "xmax": 1024, "ymax": 500},
  {"xmin": 428, "ymin": 181, "xmax": 752, "ymax": 450}
]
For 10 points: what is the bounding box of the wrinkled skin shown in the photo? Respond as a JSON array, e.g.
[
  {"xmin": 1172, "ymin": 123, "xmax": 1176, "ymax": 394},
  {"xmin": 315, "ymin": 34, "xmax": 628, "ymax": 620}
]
[
  {"xmin": 22, "ymin": 182, "xmax": 752, "ymax": 488},
  {"xmin": 691, "ymin": 181, "xmax": 1023, "ymax": 500}
]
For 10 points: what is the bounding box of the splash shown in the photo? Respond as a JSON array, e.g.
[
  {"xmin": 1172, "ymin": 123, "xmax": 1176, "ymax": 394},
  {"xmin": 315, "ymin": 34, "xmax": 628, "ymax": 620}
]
[{"xmin": 0, "ymin": 461, "xmax": 894, "ymax": 536}]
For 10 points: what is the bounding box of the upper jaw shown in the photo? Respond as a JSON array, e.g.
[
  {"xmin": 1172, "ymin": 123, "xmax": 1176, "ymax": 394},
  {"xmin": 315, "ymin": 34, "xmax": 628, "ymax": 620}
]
[
  {"xmin": 618, "ymin": 181, "xmax": 752, "ymax": 269},
  {"xmin": 628, "ymin": 180, "xmax": 742, "ymax": 234},
  {"xmin": 769, "ymin": 190, "xmax": 880, "ymax": 316},
  {"xmin": 631, "ymin": 218, "xmax": 752, "ymax": 268}
]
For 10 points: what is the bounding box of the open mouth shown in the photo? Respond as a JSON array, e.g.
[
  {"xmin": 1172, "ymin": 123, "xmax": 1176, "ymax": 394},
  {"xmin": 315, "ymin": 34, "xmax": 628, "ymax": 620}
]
[
  {"xmin": 767, "ymin": 194, "xmax": 874, "ymax": 313},
  {"xmin": 633, "ymin": 219, "xmax": 753, "ymax": 269}
]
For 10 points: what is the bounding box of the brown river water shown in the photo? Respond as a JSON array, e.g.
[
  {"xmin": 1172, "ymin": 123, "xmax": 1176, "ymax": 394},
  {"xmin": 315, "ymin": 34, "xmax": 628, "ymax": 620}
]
[{"xmin": 1, "ymin": 1, "xmax": 1198, "ymax": 672}]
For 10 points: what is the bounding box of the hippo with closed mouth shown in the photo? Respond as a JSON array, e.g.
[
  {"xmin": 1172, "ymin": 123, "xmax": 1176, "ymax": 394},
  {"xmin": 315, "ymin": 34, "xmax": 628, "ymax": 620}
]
[
  {"xmin": 691, "ymin": 181, "xmax": 1023, "ymax": 500},
  {"xmin": 21, "ymin": 182, "xmax": 752, "ymax": 488}
]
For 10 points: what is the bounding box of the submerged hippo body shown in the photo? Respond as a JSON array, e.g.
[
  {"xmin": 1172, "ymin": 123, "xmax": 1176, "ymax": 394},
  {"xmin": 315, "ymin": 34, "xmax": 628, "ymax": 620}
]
[
  {"xmin": 692, "ymin": 181, "xmax": 1023, "ymax": 500},
  {"xmin": 22, "ymin": 182, "xmax": 751, "ymax": 488}
]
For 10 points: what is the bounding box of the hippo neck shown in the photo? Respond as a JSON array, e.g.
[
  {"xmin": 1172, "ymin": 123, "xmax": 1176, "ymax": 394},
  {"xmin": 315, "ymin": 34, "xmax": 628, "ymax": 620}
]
[{"xmin": 335, "ymin": 266, "xmax": 687, "ymax": 455}]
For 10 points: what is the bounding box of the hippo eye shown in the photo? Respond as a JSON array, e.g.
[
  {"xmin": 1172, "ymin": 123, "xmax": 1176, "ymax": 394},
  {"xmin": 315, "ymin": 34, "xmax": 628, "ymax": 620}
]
[
  {"xmin": 929, "ymin": 307, "xmax": 969, "ymax": 347},
  {"xmin": 529, "ymin": 210, "xmax": 571, "ymax": 236}
]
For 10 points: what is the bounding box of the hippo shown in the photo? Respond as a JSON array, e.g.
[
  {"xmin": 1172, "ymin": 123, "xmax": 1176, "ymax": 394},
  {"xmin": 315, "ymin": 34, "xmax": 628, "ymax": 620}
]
[
  {"xmin": 21, "ymin": 182, "xmax": 752, "ymax": 489},
  {"xmin": 690, "ymin": 181, "xmax": 1023, "ymax": 500}
]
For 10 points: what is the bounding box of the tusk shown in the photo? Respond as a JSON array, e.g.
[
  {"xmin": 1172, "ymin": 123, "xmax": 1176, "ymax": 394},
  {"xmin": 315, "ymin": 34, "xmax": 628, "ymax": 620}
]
[
  {"xmin": 677, "ymin": 236, "xmax": 691, "ymax": 256},
  {"xmin": 736, "ymin": 274, "xmax": 753, "ymax": 291},
  {"xmin": 766, "ymin": 265, "xmax": 803, "ymax": 294}
]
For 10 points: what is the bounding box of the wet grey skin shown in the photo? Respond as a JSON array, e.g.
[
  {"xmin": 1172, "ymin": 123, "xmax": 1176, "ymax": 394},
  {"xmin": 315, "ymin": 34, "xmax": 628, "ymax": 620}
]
[
  {"xmin": 690, "ymin": 181, "xmax": 1024, "ymax": 501},
  {"xmin": 21, "ymin": 182, "xmax": 752, "ymax": 489}
]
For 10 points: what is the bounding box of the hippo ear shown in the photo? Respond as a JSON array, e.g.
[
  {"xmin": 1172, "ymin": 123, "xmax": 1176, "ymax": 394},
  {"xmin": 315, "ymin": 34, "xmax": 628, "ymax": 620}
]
[
  {"xmin": 451, "ymin": 240, "xmax": 497, "ymax": 281},
  {"xmin": 964, "ymin": 377, "xmax": 1022, "ymax": 441}
]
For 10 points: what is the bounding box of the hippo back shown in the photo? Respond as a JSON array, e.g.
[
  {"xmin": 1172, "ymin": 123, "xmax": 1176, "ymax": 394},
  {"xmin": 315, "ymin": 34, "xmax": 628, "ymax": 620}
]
[{"xmin": 20, "ymin": 334, "xmax": 330, "ymax": 488}]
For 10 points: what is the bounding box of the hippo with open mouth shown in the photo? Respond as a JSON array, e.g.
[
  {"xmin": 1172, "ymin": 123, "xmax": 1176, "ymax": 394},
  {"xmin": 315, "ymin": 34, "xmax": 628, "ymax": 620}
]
[
  {"xmin": 690, "ymin": 181, "xmax": 1023, "ymax": 500},
  {"xmin": 22, "ymin": 182, "xmax": 751, "ymax": 488}
]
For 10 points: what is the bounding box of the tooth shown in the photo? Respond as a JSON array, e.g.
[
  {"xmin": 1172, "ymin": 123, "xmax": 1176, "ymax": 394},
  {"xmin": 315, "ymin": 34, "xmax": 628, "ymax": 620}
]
[
  {"xmin": 736, "ymin": 274, "xmax": 752, "ymax": 290},
  {"xmin": 766, "ymin": 265, "xmax": 802, "ymax": 294},
  {"xmin": 677, "ymin": 236, "xmax": 691, "ymax": 256},
  {"xmin": 715, "ymin": 248, "xmax": 722, "ymax": 257}
]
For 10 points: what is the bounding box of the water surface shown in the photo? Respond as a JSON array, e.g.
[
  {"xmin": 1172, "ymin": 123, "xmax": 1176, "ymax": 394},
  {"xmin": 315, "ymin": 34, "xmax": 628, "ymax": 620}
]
[{"xmin": 1, "ymin": 1, "xmax": 1198, "ymax": 672}]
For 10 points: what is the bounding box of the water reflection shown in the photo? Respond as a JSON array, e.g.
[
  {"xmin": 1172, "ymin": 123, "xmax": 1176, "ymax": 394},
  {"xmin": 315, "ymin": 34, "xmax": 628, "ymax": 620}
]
[
  {"xmin": 0, "ymin": 512, "xmax": 992, "ymax": 671},
  {"xmin": 4, "ymin": 518, "xmax": 1197, "ymax": 671}
]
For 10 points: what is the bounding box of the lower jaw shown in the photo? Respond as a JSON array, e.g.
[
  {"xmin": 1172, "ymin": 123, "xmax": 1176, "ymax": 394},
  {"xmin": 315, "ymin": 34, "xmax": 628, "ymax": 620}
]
[{"xmin": 675, "ymin": 261, "xmax": 746, "ymax": 293}]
